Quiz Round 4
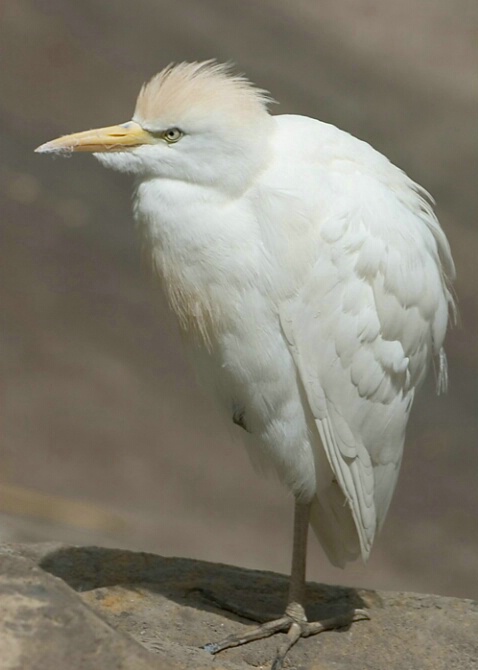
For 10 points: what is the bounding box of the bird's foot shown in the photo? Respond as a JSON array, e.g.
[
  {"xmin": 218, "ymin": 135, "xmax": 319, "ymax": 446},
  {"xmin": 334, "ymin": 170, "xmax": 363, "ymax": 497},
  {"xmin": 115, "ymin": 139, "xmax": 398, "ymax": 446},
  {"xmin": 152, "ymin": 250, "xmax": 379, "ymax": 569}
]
[{"xmin": 203, "ymin": 601, "xmax": 369, "ymax": 670}]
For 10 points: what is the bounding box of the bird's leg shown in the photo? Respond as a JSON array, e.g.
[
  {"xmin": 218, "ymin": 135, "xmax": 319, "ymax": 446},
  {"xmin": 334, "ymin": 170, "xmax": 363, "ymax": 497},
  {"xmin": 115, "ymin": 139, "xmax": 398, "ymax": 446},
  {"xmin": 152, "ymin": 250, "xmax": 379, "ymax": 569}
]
[
  {"xmin": 203, "ymin": 500, "xmax": 369, "ymax": 669},
  {"xmin": 286, "ymin": 497, "xmax": 309, "ymax": 614}
]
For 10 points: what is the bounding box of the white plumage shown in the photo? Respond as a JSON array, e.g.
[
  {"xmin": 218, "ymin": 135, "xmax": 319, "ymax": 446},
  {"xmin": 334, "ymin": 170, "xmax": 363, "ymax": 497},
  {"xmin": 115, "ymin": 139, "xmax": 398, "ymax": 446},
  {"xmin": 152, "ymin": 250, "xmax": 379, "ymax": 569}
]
[{"xmin": 36, "ymin": 60, "xmax": 455, "ymax": 665}]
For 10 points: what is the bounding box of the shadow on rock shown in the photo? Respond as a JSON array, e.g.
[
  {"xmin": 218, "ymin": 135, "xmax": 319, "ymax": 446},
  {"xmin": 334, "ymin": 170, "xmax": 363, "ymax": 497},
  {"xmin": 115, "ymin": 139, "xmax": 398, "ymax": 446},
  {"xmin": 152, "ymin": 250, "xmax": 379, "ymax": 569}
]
[{"xmin": 40, "ymin": 545, "xmax": 372, "ymax": 624}]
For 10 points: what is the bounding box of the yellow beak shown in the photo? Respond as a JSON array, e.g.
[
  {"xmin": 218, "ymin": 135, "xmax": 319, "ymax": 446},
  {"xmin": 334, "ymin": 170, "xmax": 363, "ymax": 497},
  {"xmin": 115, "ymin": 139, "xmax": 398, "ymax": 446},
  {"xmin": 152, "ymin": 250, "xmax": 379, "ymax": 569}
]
[{"xmin": 35, "ymin": 121, "xmax": 154, "ymax": 153}]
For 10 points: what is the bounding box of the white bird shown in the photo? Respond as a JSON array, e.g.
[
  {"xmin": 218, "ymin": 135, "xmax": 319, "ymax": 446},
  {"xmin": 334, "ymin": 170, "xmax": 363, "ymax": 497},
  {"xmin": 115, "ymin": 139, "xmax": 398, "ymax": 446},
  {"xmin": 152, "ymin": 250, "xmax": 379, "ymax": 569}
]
[{"xmin": 36, "ymin": 61, "xmax": 455, "ymax": 668}]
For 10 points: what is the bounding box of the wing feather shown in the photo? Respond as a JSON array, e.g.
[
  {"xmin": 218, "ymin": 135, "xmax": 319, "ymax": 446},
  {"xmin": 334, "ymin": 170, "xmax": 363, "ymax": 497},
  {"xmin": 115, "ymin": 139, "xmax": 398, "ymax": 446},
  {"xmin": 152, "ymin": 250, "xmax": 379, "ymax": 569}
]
[{"xmin": 280, "ymin": 171, "xmax": 454, "ymax": 564}]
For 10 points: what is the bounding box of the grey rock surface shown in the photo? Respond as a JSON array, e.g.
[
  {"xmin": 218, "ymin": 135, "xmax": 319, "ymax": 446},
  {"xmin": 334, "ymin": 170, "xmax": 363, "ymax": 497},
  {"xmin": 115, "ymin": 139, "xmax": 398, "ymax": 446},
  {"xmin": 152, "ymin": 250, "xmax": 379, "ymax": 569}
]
[
  {"xmin": 0, "ymin": 543, "xmax": 477, "ymax": 670},
  {"xmin": 0, "ymin": 545, "xmax": 168, "ymax": 670}
]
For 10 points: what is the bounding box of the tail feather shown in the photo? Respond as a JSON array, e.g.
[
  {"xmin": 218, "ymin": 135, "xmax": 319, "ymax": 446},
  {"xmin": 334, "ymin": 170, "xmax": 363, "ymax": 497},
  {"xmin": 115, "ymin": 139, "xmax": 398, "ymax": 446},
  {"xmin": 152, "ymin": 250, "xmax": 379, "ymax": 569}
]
[{"xmin": 310, "ymin": 488, "xmax": 364, "ymax": 568}]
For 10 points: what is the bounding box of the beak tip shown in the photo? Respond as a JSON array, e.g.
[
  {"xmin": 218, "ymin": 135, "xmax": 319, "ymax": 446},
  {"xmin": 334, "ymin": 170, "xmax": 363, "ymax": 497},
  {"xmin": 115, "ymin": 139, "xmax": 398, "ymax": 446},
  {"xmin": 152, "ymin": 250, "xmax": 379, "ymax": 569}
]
[{"xmin": 34, "ymin": 140, "xmax": 73, "ymax": 155}]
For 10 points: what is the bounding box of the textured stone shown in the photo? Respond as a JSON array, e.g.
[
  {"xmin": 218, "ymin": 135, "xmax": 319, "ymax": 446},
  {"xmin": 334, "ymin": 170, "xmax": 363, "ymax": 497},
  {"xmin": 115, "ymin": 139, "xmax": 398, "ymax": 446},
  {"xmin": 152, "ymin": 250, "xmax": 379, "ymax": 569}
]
[
  {"xmin": 0, "ymin": 543, "xmax": 477, "ymax": 670},
  {"xmin": 0, "ymin": 546, "xmax": 168, "ymax": 670}
]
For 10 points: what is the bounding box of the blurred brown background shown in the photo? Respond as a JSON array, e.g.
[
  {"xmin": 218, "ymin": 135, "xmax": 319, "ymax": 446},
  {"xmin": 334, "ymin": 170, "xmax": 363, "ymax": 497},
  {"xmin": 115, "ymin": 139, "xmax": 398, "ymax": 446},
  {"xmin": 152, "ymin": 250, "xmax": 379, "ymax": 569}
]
[{"xmin": 0, "ymin": 0, "xmax": 477, "ymax": 599}]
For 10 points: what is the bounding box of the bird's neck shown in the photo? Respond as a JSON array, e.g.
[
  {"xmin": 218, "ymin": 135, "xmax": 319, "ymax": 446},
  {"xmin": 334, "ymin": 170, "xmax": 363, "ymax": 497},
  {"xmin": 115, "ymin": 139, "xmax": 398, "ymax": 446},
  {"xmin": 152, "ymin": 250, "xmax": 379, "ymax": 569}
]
[{"xmin": 133, "ymin": 178, "xmax": 269, "ymax": 350}]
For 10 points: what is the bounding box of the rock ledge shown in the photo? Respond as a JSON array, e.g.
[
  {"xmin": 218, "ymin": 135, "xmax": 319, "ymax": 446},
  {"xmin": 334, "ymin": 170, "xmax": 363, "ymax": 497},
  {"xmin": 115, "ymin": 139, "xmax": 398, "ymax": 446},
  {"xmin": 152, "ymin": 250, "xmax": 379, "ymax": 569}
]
[{"xmin": 0, "ymin": 543, "xmax": 476, "ymax": 669}]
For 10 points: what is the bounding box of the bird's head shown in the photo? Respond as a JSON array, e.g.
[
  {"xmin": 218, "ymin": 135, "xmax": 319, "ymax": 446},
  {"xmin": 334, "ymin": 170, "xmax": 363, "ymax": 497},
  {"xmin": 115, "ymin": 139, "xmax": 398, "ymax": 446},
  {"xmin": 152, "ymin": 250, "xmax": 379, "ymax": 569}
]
[{"xmin": 36, "ymin": 61, "xmax": 274, "ymax": 194}]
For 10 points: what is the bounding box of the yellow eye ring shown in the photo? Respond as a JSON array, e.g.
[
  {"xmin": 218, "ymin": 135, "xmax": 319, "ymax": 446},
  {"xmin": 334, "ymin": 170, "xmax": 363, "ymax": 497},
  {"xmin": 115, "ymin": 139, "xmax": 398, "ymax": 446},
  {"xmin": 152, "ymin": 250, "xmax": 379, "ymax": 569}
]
[{"xmin": 163, "ymin": 128, "xmax": 183, "ymax": 143}]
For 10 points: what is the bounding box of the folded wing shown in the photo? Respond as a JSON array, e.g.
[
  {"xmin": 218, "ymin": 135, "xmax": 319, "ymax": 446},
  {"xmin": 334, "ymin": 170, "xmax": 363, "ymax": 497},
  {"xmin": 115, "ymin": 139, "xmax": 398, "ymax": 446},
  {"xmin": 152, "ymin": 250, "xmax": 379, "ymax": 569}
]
[{"xmin": 280, "ymin": 170, "xmax": 454, "ymax": 566}]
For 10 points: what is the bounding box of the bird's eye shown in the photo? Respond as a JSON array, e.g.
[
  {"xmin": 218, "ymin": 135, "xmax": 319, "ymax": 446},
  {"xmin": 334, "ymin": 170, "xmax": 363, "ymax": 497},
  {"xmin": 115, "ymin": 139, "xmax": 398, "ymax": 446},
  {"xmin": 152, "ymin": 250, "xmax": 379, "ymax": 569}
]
[{"xmin": 162, "ymin": 128, "xmax": 183, "ymax": 143}]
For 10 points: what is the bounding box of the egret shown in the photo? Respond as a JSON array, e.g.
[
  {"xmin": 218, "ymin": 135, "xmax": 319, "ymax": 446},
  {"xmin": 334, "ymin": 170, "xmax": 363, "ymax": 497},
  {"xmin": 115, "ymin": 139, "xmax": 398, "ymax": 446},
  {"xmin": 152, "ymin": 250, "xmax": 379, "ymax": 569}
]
[{"xmin": 36, "ymin": 61, "xmax": 455, "ymax": 668}]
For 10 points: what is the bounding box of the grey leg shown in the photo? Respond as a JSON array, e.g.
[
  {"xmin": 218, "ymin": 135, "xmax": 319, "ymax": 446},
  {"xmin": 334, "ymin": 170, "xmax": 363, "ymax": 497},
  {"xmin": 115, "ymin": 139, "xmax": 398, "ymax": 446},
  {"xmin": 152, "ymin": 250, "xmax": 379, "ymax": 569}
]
[{"xmin": 203, "ymin": 499, "xmax": 369, "ymax": 669}]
